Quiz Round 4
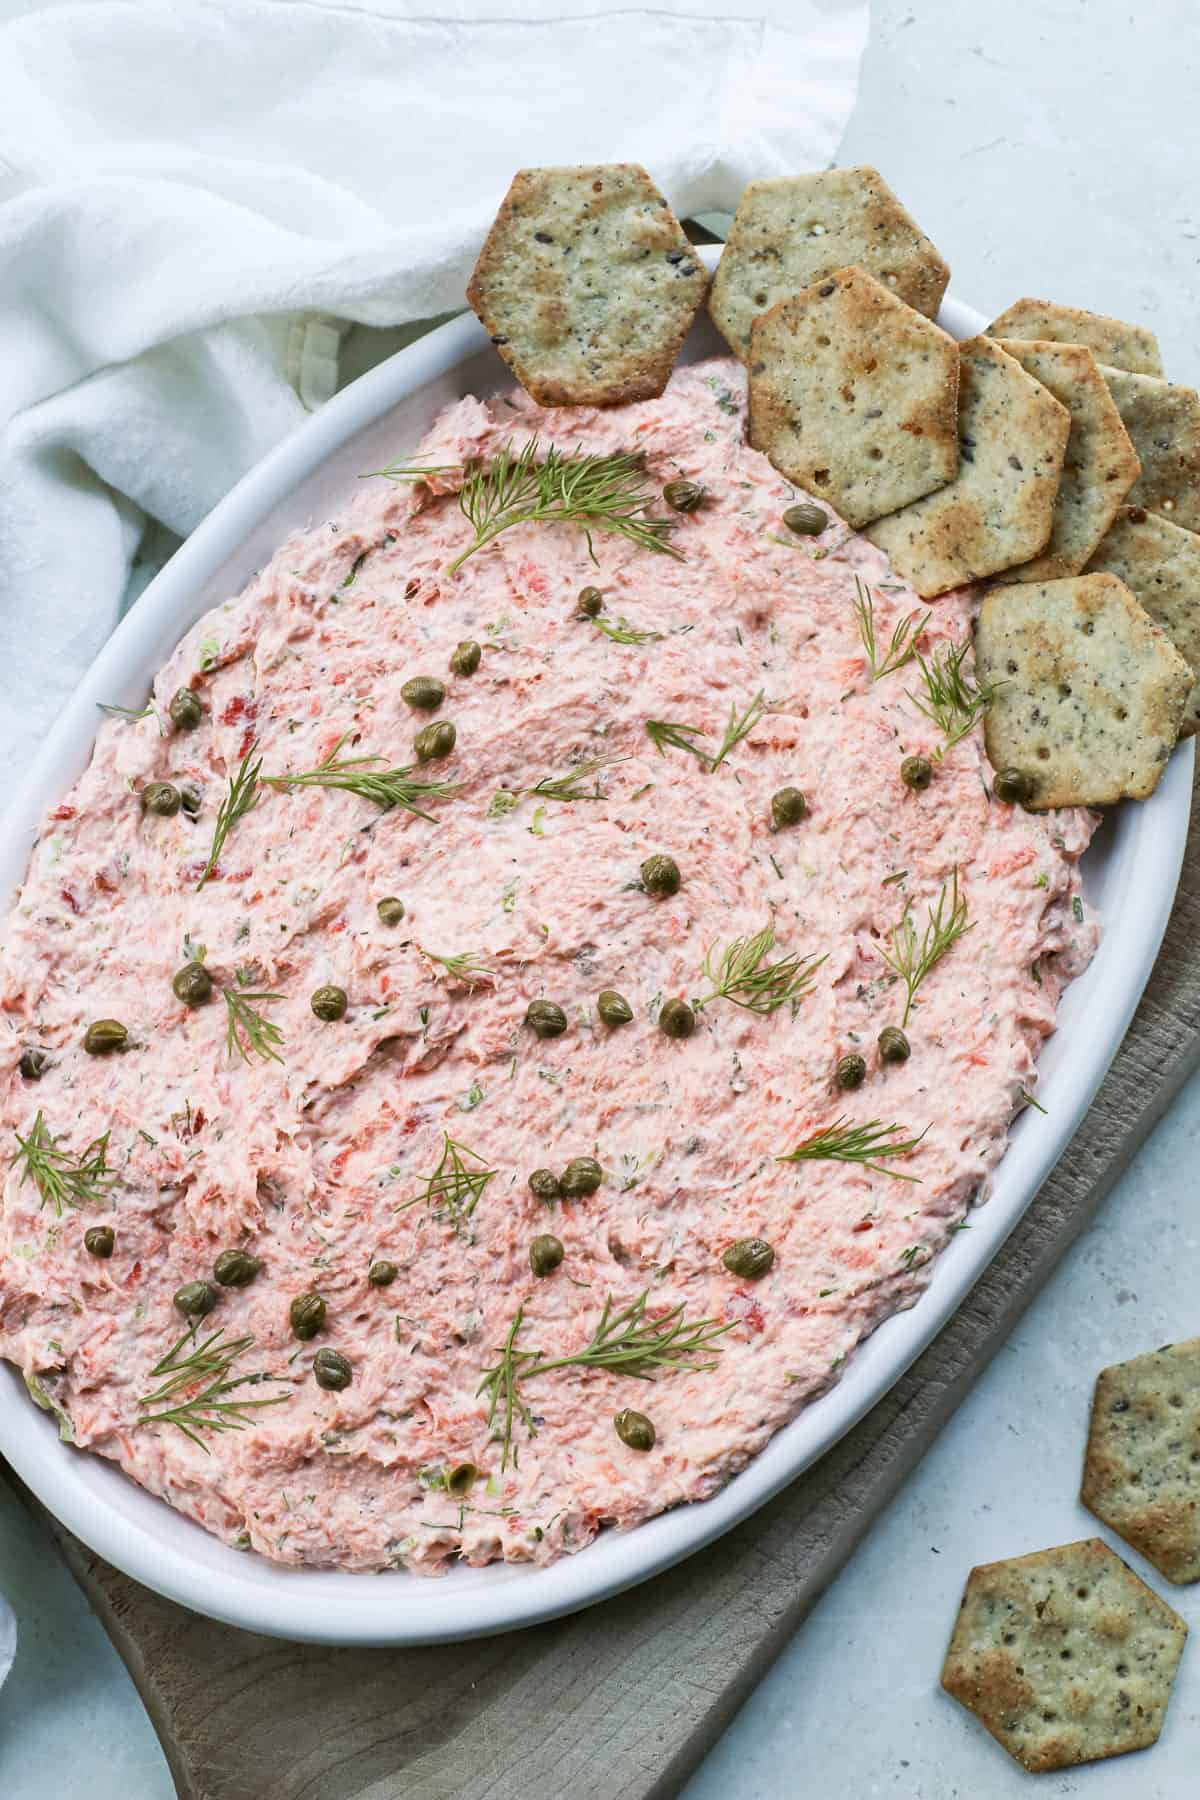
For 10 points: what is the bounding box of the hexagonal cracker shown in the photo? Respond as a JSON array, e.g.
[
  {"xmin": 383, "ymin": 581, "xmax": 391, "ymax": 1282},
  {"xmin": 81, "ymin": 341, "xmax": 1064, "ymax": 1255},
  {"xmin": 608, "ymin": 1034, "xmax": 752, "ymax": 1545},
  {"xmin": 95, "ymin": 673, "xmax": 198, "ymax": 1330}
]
[
  {"xmin": 1081, "ymin": 1338, "xmax": 1200, "ymax": 1583},
  {"xmin": 1098, "ymin": 365, "xmax": 1200, "ymax": 534},
  {"xmin": 466, "ymin": 164, "xmax": 708, "ymax": 407},
  {"xmin": 941, "ymin": 1537, "xmax": 1187, "ymax": 1773},
  {"xmin": 988, "ymin": 297, "xmax": 1164, "ymax": 377},
  {"xmin": 709, "ymin": 165, "xmax": 950, "ymax": 361}
]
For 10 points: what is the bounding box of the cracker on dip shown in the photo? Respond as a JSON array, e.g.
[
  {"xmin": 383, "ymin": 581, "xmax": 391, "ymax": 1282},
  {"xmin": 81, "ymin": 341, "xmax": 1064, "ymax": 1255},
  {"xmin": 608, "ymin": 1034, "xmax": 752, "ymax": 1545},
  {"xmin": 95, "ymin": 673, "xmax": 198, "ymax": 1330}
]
[
  {"xmin": 988, "ymin": 298, "xmax": 1164, "ymax": 377},
  {"xmin": 995, "ymin": 340, "xmax": 1140, "ymax": 581},
  {"xmin": 941, "ymin": 1538, "xmax": 1187, "ymax": 1773},
  {"xmin": 865, "ymin": 336, "xmax": 1070, "ymax": 598},
  {"xmin": 466, "ymin": 164, "xmax": 708, "ymax": 407},
  {"xmin": 1081, "ymin": 1338, "xmax": 1200, "ymax": 1584},
  {"xmin": 1098, "ymin": 365, "xmax": 1200, "ymax": 534},
  {"xmin": 975, "ymin": 572, "xmax": 1192, "ymax": 807},
  {"xmin": 1087, "ymin": 506, "xmax": 1200, "ymax": 736},
  {"xmin": 709, "ymin": 166, "xmax": 950, "ymax": 361},
  {"xmin": 746, "ymin": 266, "xmax": 959, "ymax": 528}
]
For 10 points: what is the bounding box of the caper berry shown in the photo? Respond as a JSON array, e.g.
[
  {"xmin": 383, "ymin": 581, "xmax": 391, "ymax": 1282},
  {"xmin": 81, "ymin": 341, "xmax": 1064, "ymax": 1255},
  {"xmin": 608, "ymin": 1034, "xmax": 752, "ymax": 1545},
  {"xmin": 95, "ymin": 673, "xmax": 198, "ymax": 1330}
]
[
  {"xmin": 449, "ymin": 639, "xmax": 481, "ymax": 677},
  {"xmin": 172, "ymin": 962, "xmax": 213, "ymax": 1008},
  {"xmin": 836, "ymin": 1052, "xmax": 867, "ymax": 1090},
  {"xmin": 783, "ymin": 502, "xmax": 828, "ymax": 536},
  {"xmin": 214, "ymin": 1248, "xmax": 262, "ymax": 1288},
  {"xmin": 992, "ymin": 766, "xmax": 1036, "ymax": 807},
  {"xmin": 18, "ymin": 1047, "xmax": 48, "ymax": 1081},
  {"xmin": 313, "ymin": 1347, "xmax": 352, "ymax": 1391},
  {"xmin": 901, "ymin": 754, "xmax": 933, "ymax": 792},
  {"xmin": 878, "ymin": 1025, "xmax": 911, "ymax": 1064},
  {"xmin": 174, "ymin": 1279, "xmax": 217, "ymax": 1318},
  {"xmin": 447, "ymin": 1462, "xmax": 477, "ymax": 1497},
  {"xmin": 663, "ymin": 478, "xmax": 704, "ymax": 513},
  {"xmin": 771, "ymin": 786, "xmax": 807, "ymax": 830},
  {"xmin": 529, "ymin": 1168, "xmax": 561, "ymax": 1204},
  {"xmin": 529, "ymin": 1233, "xmax": 565, "ymax": 1277},
  {"xmin": 560, "ymin": 1157, "xmax": 602, "ymax": 1199},
  {"xmin": 169, "ymin": 688, "xmax": 204, "ymax": 731},
  {"xmin": 597, "ymin": 989, "xmax": 633, "ymax": 1027},
  {"xmin": 722, "ymin": 1237, "xmax": 775, "ymax": 1280},
  {"xmin": 84, "ymin": 1225, "xmax": 115, "ymax": 1259},
  {"xmin": 311, "ymin": 984, "xmax": 348, "ymax": 1022},
  {"xmin": 401, "ymin": 674, "xmax": 446, "ymax": 712},
  {"xmin": 368, "ymin": 1260, "xmax": 398, "ymax": 1288},
  {"xmin": 141, "ymin": 781, "xmax": 181, "ymax": 818},
  {"xmin": 289, "ymin": 1292, "xmax": 326, "ymax": 1340},
  {"xmin": 659, "ymin": 998, "xmax": 695, "ymax": 1040},
  {"xmin": 614, "ymin": 1408, "xmax": 656, "ymax": 1451},
  {"xmin": 179, "ymin": 782, "xmax": 203, "ymax": 819},
  {"xmin": 577, "ymin": 586, "xmax": 604, "ymax": 617},
  {"xmin": 83, "ymin": 1019, "xmax": 127, "ymax": 1056},
  {"xmin": 376, "ymin": 896, "xmax": 405, "ymax": 926},
  {"xmin": 641, "ymin": 853, "xmax": 680, "ymax": 897},
  {"xmin": 525, "ymin": 999, "xmax": 568, "ymax": 1039},
  {"xmin": 414, "ymin": 720, "xmax": 456, "ymax": 762}
]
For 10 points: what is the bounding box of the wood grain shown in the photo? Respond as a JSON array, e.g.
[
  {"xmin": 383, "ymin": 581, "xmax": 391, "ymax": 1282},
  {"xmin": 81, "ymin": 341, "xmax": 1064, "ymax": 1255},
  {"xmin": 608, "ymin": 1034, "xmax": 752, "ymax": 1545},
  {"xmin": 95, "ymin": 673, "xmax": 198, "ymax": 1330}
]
[{"xmin": 9, "ymin": 776, "xmax": 1200, "ymax": 1800}]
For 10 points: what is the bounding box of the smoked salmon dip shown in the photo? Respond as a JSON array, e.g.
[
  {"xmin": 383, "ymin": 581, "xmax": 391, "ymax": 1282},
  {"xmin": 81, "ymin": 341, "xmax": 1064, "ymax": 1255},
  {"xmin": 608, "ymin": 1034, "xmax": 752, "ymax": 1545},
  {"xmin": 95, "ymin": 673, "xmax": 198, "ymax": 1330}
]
[{"xmin": 0, "ymin": 360, "xmax": 1096, "ymax": 1574}]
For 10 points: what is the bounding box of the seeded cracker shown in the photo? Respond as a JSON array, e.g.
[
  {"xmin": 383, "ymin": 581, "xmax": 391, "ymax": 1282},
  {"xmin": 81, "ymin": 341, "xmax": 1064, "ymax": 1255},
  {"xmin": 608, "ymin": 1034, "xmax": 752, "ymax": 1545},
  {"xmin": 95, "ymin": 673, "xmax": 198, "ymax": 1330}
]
[
  {"xmin": 996, "ymin": 340, "xmax": 1141, "ymax": 580},
  {"xmin": 1097, "ymin": 365, "xmax": 1200, "ymax": 533},
  {"xmin": 865, "ymin": 337, "xmax": 1070, "ymax": 597},
  {"xmin": 466, "ymin": 165, "xmax": 708, "ymax": 406},
  {"xmin": 709, "ymin": 166, "xmax": 950, "ymax": 361},
  {"xmin": 975, "ymin": 572, "xmax": 1192, "ymax": 806},
  {"xmin": 987, "ymin": 298, "xmax": 1164, "ymax": 377},
  {"xmin": 746, "ymin": 266, "xmax": 959, "ymax": 528},
  {"xmin": 1082, "ymin": 1338, "xmax": 1200, "ymax": 1584},
  {"xmin": 1087, "ymin": 506, "xmax": 1200, "ymax": 736},
  {"xmin": 941, "ymin": 1538, "xmax": 1187, "ymax": 1773}
]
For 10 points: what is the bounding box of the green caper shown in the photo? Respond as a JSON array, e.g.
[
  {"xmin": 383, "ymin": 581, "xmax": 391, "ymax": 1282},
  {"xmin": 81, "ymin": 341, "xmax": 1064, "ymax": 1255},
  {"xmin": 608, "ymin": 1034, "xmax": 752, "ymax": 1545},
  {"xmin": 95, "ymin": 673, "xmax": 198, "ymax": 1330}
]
[
  {"xmin": 659, "ymin": 998, "xmax": 695, "ymax": 1040},
  {"xmin": 663, "ymin": 479, "xmax": 704, "ymax": 513},
  {"xmin": 376, "ymin": 896, "xmax": 406, "ymax": 926},
  {"xmin": 173, "ymin": 1280, "xmax": 217, "ymax": 1318},
  {"xmin": 993, "ymin": 767, "xmax": 1036, "ymax": 807},
  {"xmin": 901, "ymin": 754, "xmax": 933, "ymax": 792},
  {"xmin": 560, "ymin": 1157, "xmax": 602, "ymax": 1199},
  {"xmin": 179, "ymin": 782, "xmax": 203, "ymax": 819},
  {"xmin": 18, "ymin": 1047, "xmax": 48, "ymax": 1081},
  {"xmin": 141, "ymin": 781, "xmax": 181, "ymax": 818},
  {"xmin": 84, "ymin": 1225, "xmax": 115, "ymax": 1259},
  {"xmin": 640, "ymin": 853, "xmax": 680, "ymax": 897},
  {"xmin": 878, "ymin": 1025, "xmax": 911, "ymax": 1064},
  {"xmin": 313, "ymin": 1347, "xmax": 352, "ymax": 1391},
  {"xmin": 597, "ymin": 990, "xmax": 633, "ymax": 1027},
  {"xmin": 311, "ymin": 985, "xmax": 348, "ymax": 1022},
  {"xmin": 172, "ymin": 962, "xmax": 213, "ymax": 1008},
  {"xmin": 770, "ymin": 787, "xmax": 808, "ymax": 830},
  {"xmin": 529, "ymin": 1233, "xmax": 565, "ymax": 1277},
  {"xmin": 401, "ymin": 675, "xmax": 446, "ymax": 712},
  {"xmin": 722, "ymin": 1237, "xmax": 775, "ymax": 1280},
  {"xmin": 577, "ymin": 586, "xmax": 604, "ymax": 617},
  {"xmin": 414, "ymin": 720, "xmax": 456, "ymax": 762},
  {"xmin": 289, "ymin": 1292, "xmax": 326, "ymax": 1340},
  {"xmin": 214, "ymin": 1247, "xmax": 262, "ymax": 1288},
  {"xmin": 83, "ymin": 1019, "xmax": 127, "ymax": 1056},
  {"xmin": 169, "ymin": 688, "xmax": 204, "ymax": 731},
  {"xmin": 449, "ymin": 639, "xmax": 482, "ymax": 677},
  {"xmin": 614, "ymin": 1408, "xmax": 656, "ymax": 1451},
  {"xmin": 368, "ymin": 1260, "xmax": 398, "ymax": 1287},
  {"xmin": 525, "ymin": 999, "xmax": 568, "ymax": 1039},
  {"xmin": 836, "ymin": 1052, "xmax": 867, "ymax": 1090},
  {"xmin": 783, "ymin": 502, "xmax": 828, "ymax": 536},
  {"xmin": 528, "ymin": 1168, "xmax": 561, "ymax": 1204},
  {"xmin": 447, "ymin": 1463, "xmax": 478, "ymax": 1497}
]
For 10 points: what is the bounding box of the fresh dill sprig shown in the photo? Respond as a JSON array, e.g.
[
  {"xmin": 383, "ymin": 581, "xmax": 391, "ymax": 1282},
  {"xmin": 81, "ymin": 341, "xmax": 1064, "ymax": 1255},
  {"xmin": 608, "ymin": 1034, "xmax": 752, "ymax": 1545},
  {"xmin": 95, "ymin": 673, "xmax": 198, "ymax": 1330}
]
[
  {"xmin": 697, "ymin": 925, "xmax": 825, "ymax": 1015},
  {"xmin": 478, "ymin": 1290, "xmax": 732, "ymax": 1468},
  {"xmin": 397, "ymin": 1133, "xmax": 496, "ymax": 1233},
  {"xmin": 1019, "ymin": 1087, "xmax": 1048, "ymax": 1115},
  {"xmin": 365, "ymin": 457, "xmax": 461, "ymax": 483},
  {"xmin": 98, "ymin": 700, "xmax": 164, "ymax": 733},
  {"xmin": 527, "ymin": 753, "xmax": 628, "ymax": 803},
  {"xmin": 12, "ymin": 1113, "xmax": 114, "ymax": 1215},
  {"xmin": 224, "ymin": 986, "xmax": 285, "ymax": 1065},
  {"xmin": 710, "ymin": 691, "xmax": 767, "ymax": 770},
  {"xmin": 591, "ymin": 615, "xmax": 663, "ymax": 646},
  {"xmin": 197, "ymin": 743, "xmax": 262, "ymax": 890},
  {"xmin": 907, "ymin": 639, "xmax": 1004, "ymax": 758},
  {"xmin": 447, "ymin": 439, "xmax": 681, "ymax": 575},
  {"xmin": 138, "ymin": 1325, "xmax": 289, "ymax": 1451},
  {"xmin": 423, "ymin": 949, "xmax": 497, "ymax": 988},
  {"xmin": 263, "ymin": 734, "xmax": 459, "ymax": 824},
  {"xmin": 851, "ymin": 575, "xmax": 924, "ymax": 680},
  {"xmin": 644, "ymin": 719, "xmax": 712, "ymax": 765},
  {"xmin": 879, "ymin": 867, "xmax": 973, "ymax": 1025},
  {"xmin": 777, "ymin": 1117, "xmax": 928, "ymax": 1181}
]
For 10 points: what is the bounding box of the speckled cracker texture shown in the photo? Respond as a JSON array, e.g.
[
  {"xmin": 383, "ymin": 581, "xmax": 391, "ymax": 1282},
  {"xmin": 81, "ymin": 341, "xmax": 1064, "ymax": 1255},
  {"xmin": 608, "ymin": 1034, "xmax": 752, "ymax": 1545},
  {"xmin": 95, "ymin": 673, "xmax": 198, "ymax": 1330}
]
[
  {"xmin": 988, "ymin": 298, "xmax": 1164, "ymax": 377},
  {"xmin": 1099, "ymin": 365, "xmax": 1200, "ymax": 534},
  {"xmin": 1082, "ymin": 1338, "xmax": 1200, "ymax": 1583},
  {"xmin": 1087, "ymin": 506, "xmax": 1200, "ymax": 737}
]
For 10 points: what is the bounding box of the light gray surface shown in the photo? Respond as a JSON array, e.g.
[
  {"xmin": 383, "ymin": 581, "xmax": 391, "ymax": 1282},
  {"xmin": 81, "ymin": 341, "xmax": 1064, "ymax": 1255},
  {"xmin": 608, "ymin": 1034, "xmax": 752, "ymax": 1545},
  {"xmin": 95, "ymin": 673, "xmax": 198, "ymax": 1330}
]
[{"xmin": 3, "ymin": 0, "xmax": 1200, "ymax": 1795}]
